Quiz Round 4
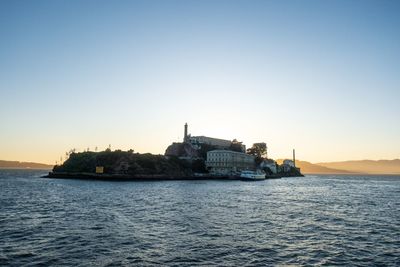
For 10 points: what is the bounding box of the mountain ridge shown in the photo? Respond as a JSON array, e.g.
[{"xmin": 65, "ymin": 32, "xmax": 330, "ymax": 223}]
[
  {"xmin": 276, "ymin": 159, "xmax": 356, "ymax": 174},
  {"xmin": 2, "ymin": 158, "xmax": 400, "ymax": 174},
  {"xmin": 276, "ymin": 159, "xmax": 400, "ymax": 174},
  {"xmin": 316, "ymin": 159, "xmax": 400, "ymax": 174},
  {"xmin": 0, "ymin": 160, "xmax": 53, "ymax": 169}
]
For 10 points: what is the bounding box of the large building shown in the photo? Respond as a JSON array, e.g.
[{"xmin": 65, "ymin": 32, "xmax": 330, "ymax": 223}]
[
  {"xmin": 183, "ymin": 123, "xmax": 245, "ymax": 152},
  {"xmin": 206, "ymin": 150, "xmax": 255, "ymax": 175},
  {"xmin": 189, "ymin": 136, "xmax": 232, "ymax": 148}
]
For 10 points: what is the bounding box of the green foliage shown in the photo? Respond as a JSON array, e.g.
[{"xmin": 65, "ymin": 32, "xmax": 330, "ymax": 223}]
[
  {"xmin": 198, "ymin": 144, "xmax": 218, "ymax": 159},
  {"xmin": 247, "ymin": 142, "xmax": 267, "ymax": 164},
  {"xmin": 229, "ymin": 142, "xmax": 243, "ymax": 152},
  {"xmin": 191, "ymin": 159, "xmax": 207, "ymax": 173},
  {"xmin": 246, "ymin": 143, "xmax": 267, "ymax": 158},
  {"xmin": 53, "ymin": 152, "xmax": 97, "ymax": 173},
  {"xmin": 53, "ymin": 150, "xmax": 193, "ymax": 176}
]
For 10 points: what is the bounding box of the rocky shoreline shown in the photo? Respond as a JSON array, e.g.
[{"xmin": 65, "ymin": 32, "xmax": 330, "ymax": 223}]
[
  {"xmin": 43, "ymin": 171, "xmax": 303, "ymax": 181},
  {"xmin": 46, "ymin": 149, "xmax": 304, "ymax": 181}
]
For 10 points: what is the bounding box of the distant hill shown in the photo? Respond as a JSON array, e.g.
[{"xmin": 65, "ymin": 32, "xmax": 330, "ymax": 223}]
[
  {"xmin": 0, "ymin": 160, "xmax": 53, "ymax": 169},
  {"xmin": 317, "ymin": 159, "xmax": 400, "ymax": 174},
  {"xmin": 276, "ymin": 159, "xmax": 354, "ymax": 174}
]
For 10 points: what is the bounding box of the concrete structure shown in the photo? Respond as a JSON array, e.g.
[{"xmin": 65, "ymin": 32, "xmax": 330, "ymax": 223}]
[
  {"xmin": 164, "ymin": 142, "xmax": 199, "ymax": 159},
  {"xmin": 206, "ymin": 150, "xmax": 255, "ymax": 175},
  {"xmin": 283, "ymin": 159, "xmax": 295, "ymax": 167},
  {"xmin": 231, "ymin": 139, "xmax": 246, "ymax": 153},
  {"xmin": 260, "ymin": 160, "xmax": 277, "ymax": 174},
  {"xmin": 282, "ymin": 159, "xmax": 295, "ymax": 172},
  {"xmin": 190, "ymin": 136, "xmax": 232, "ymax": 148},
  {"xmin": 180, "ymin": 123, "xmax": 245, "ymax": 153}
]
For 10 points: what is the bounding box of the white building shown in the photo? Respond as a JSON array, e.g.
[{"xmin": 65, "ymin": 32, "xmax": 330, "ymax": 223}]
[
  {"xmin": 189, "ymin": 136, "xmax": 232, "ymax": 148},
  {"xmin": 260, "ymin": 160, "xmax": 277, "ymax": 174},
  {"xmin": 206, "ymin": 150, "xmax": 255, "ymax": 175},
  {"xmin": 282, "ymin": 159, "xmax": 295, "ymax": 172},
  {"xmin": 283, "ymin": 159, "xmax": 295, "ymax": 167},
  {"xmin": 182, "ymin": 123, "xmax": 245, "ymax": 152}
]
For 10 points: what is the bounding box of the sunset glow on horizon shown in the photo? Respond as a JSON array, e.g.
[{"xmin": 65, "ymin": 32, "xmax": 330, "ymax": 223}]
[{"xmin": 1, "ymin": 0, "xmax": 399, "ymax": 164}]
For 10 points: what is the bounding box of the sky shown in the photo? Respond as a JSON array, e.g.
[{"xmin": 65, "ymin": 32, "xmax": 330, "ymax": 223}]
[{"xmin": 0, "ymin": 0, "xmax": 399, "ymax": 164}]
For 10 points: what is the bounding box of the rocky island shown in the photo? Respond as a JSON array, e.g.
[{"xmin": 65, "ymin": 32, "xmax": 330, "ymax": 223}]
[
  {"xmin": 45, "ymin": 123, "xmax": 303, "ymax": 180},
  {"xmin": 46, "ymin": 150, "xmax": 203, "ymax": 180}
]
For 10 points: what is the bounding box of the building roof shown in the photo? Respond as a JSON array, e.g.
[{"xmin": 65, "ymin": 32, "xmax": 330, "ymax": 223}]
[
  {"xmin": 207, "ymin": 150, "xmax": 254, "ymax": 156},
  {"xmin": 191, "ymin": 135, "xmax": 231, "ymax": 142}
]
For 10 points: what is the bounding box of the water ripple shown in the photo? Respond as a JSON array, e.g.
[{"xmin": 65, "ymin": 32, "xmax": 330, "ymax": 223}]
[{"xmin": 0, "ymin": 170, "xmax": 399, "ymax": 266}]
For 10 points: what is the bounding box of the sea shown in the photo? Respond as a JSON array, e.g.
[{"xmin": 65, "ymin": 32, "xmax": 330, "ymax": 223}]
[{"xmin": 0, "ymin": 169, "xmax": 399, "ymax": 266}]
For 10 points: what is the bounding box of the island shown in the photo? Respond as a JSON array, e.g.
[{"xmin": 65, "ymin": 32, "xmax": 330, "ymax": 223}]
[{"xmin": 45, "ymin": 123, "xmax": 303, "ymax": 180}]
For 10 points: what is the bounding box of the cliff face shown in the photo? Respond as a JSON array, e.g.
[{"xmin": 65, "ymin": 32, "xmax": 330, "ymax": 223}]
[{"xmin": 165, "ymin": 142, "xmax": 199, "ymax": 158}]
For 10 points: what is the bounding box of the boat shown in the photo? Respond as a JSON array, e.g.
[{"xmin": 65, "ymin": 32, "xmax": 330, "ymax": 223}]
[{"xmin": 240, "ymin": 170, "xmax": 266, "ymax": 181}]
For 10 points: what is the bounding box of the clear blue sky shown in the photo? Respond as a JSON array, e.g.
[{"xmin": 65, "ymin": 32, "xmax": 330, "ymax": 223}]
[{"xmin": 1, "ymin": 0, "xmax": 399, "ymax": 164}]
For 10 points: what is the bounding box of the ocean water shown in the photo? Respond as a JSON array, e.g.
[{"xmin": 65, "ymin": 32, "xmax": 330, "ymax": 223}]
[{"xmin": 0, "ymin": 169, "xmax": 399, "ymax": 266}]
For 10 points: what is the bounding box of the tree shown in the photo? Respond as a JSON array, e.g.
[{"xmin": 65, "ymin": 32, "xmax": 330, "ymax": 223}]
[
  {"xmin": 247, "ymin": 142, "xmax": 267, "ymax": 164},
  {"xmin": 105, "ymin": 144, "xmax": 112, "ymax": 152},
  {"xmin": 229, "ymin": 139, "xmax": 244, "ymax": 152},
  {"xmin": 191, "ymin": 159, "xmax": 207, "ymax": 173}
]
